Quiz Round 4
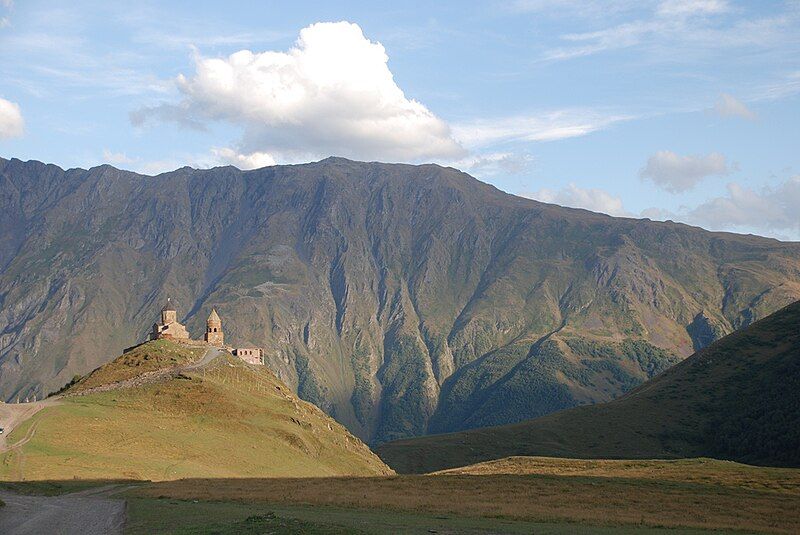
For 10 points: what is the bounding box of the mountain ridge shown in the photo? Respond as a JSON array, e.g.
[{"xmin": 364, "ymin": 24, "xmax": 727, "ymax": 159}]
[{"xmin": 2, "ymin": 155, "xmax": 800, "ymax": 444}]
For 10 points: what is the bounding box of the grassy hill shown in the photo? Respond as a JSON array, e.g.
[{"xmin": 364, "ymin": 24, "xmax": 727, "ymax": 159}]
[
  {"xmin": 377, "ymin": 300, "xmax": 800, "ymax": 473},
  {"xmin": 0, "ymin": 340, "xmax": 392, "ymax": 480}
]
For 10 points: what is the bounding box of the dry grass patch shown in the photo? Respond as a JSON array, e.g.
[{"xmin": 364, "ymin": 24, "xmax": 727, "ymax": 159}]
[{"xmin": 132, "ymin": 457, "xmax": 800, "ymax": 534}]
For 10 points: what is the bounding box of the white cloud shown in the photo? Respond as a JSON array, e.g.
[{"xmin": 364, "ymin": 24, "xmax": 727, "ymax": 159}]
[
  {"xmin": 452, "ymin": 109, "xmax": 633, "ymax": 148},
  {"xmin": 212, "ymin": 147, "xmax": 276, "ymax": 170},
  {"xmin": 510, "ymin": 0, "xmax": 642, "ymax": 16},
  {"xmin": 521, "ymin": 184, "xmax": 632, "ymax": 217},
  {"xmin": 134, "ymin": 21, "xmax": 464, "ymax": 163},
  {"xmin": 0, "ymin": 16, "xmax": 9, "ymax": 28},
  {"xmin": 640, "ymin": 150, "xmax": 730, "ymax": 193},
  {"xmin": 687, "ymin": 178, "xmax": 800, "ymax": 235},
  {"xmin": 452, "ymin": 152, "xmax": 534, "ymax": 177},
  {"xmin": 714, "ymin": 93, "xmax": 757, "ymax": 120},
  {"xmin": 656, "ymin": 0, "xmax": 730, "ymax": 17},
  {"xmin": 540, "ymin": 0, "xmax": 793, "ymax": 62},
  {"xmin": 102, "ymin": 149, "xmax": 135, "ymax": 165},
  {"xmin": 0, "ymin": 97, "xmax": 24, "ymax": 139},
  {"xmin": 640, "ymin": 206, "xmax": 676, "ymax": 220}
]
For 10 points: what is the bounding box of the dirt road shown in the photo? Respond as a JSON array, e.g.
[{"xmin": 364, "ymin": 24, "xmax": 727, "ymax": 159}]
[
  {"xmin": 185, "ymin": 346, "xmax": 226, "ymax": 370},
  {"xmin": 0, "ymin": 399, "xmax": 59, "ymax": 452},
  {"xmin": 0, "ymin": 486, "xmax": 126, "ymax": 534}
]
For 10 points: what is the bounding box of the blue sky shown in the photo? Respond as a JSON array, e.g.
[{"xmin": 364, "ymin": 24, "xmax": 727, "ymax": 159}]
[{"xmin": 1, "ymin": 0, "xmax": 799, "ymax": 239}]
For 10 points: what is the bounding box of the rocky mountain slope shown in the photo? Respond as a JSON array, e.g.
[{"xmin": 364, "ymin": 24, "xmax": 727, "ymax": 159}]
[
  {"xmin": 0, "ymin": 340, "xmax": 391, "ymax": 480},
  {"xmin": 2, "ymin": 156, "xmax": 800, "ymax": 443},
  {"xmin": 377, "ymin": 300, "xmax": 800, "ymax": 473}
]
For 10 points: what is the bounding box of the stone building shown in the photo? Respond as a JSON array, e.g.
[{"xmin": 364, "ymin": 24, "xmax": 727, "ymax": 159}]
[
  {"xmin": 233, "ymin": 348, "xmax": 264, "ymax": 365},
  {"xmin": 146, "ymin": 300, "xmax": 263, "ymax": 365},
  {"xmin": 150, "ymin": 299, "xmax": 190, "ymax": 341},
  {"xmin": 204, "ymin": 308, "xmax": 224, "ymax": 346}
]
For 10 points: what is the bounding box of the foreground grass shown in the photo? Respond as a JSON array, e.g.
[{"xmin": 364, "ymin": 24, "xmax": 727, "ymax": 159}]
[
  {"xmin": 126, "ymin": 457, "xmax": 800, "ymax": 534},
  {"xmin": 124, "ymin": 498, "xmax": 717, "ymax": 534},
  {"xmin": 3, "ymin": 458, "xmax": 797, "ymax": 533}
]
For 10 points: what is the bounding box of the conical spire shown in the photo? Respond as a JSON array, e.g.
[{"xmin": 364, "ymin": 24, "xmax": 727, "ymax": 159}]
[
  {"xmin": 161, "ymin": 297, "xmax": 176, "ymax": 312},
  {"xmin": 207, "ymin": 308, "xmax": 221, "ymax": 324}
]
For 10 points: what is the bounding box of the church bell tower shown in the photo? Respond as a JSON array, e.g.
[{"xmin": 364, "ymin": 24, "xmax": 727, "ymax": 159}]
[{"xmin": 204, "ymin": 308, "xmax": 224, "ymax": 346}]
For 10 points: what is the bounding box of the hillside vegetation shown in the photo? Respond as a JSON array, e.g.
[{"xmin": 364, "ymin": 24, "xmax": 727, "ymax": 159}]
[
  {"xmin": 3, "ymin": 157, "xmax": 800, "ymax": 444},
  {"xmin": 378, "ymin": 300, "xmax": 800, "ymax": 473},
  {"xmin": 0, "ymin": 340, "xmax": 391, "ymax": 480}
]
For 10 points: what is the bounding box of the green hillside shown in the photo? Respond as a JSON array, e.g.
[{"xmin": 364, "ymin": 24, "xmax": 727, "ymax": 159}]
[
  {"xmin": 0, "ymin": 340, "xmax": 392, "ymax": 480},
  {"xmin": 377, "ymin": 300, "xmax": 800, "ymax": 473}
]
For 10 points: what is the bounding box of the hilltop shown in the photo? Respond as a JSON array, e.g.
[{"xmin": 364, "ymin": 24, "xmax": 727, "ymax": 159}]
[
  {"xmin": 0, "ymin": 340, "xmax": 391, "ymax": 480},
  {"xmin": 2, "ymin": 156, "xmax": 800, "ymax": 444},
  {"xmin": 377, "ymin": 300, "xmax": 800, "ymax": 473}
]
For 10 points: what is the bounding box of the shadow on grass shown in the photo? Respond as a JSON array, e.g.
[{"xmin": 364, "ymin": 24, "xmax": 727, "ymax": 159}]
[{"xmin": 2, "ymin": 470, "xmax": 799, "ymax": 534}]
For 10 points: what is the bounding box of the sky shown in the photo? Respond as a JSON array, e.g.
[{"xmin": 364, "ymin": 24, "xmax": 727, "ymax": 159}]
[{"xmin": 0, "ymin": 0, "xmax": 799, "ymax": 240}]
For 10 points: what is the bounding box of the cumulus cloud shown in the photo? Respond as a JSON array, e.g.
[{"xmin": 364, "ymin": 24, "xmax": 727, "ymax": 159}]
[
  {"xmin": 212, "ymin": 147, "xmax": 276, "ymax": 170},
  {"xmin": 134, "ymin": 21, "xmax": 464, "ymax": 163},
  {"xmin": 714, "ymin": 93, "xmax": 757, "ymax": 120},
  {"xmin": 640, "ymin": 150, "xmax": 730, "ymax": 193},
  {"xmin": 0, "ymin": 97, "xmax": 24, "ymax": 139},
  {"xmin": 522, "ymin": 184, "xmax": 632, "ymax": 217},
  {"xmin": 688, "ymin": 178, "xmax": 800, "ymax": 234}
]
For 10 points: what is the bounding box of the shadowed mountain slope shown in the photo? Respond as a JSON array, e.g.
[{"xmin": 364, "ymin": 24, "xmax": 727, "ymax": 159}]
[
  {"xmin": 377, "ymin": 300, "xmax": 800, "ymax": 473},
  {"xmin": 2, "ymin": 156, "xmax": 800, "ymax": 443},
  {"xmin": 0, "ymin": 340, "xmax": 391, "ymax": 480}
]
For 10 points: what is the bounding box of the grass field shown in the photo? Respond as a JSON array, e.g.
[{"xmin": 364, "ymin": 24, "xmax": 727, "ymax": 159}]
[
  {"xmin": 124, "ymin": 457, "xmax": 800, "ymax": 534},
  {"xmin": 123, "ymin": 498, "xmax": 721, "ymax": 534}
]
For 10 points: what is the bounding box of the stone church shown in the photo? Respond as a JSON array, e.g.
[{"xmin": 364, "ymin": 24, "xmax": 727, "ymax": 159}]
[{"xmin": 149, "ymin": 299, "xmax": 263, "ymax": 365}]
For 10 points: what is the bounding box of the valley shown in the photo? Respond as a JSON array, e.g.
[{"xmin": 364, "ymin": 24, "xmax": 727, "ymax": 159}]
[{"xmin": 377, "ymin": 299, "xmax": 800, "ymax": 473}]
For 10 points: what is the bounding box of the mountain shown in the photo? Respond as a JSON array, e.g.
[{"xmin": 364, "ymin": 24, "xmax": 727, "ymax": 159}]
[
  {"xmin": 0, "ymin": 340, "xmax": 392, "ymax": 480},
  {"xmin": 377, "ymin": 300, "xmax": 800, "ymax": 473},
  {"xmin": 2, "ymin": 156, "xmax": 800, "ymax": 444}
]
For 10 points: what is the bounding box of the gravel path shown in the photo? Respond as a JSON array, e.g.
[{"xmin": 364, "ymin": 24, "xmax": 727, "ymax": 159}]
[
  {"xmin": 0, "ymin": 486, "xmax": 127, "ymax": 535},
  {"xmin": 0, "ymin": 399, "xmax": 60, "ymax": 453}
]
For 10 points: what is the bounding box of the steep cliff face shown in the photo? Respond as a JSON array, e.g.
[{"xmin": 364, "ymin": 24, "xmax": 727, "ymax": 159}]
[{"xmin": 2, "ymin": 156, "xmax": 800, "ymax": 443}]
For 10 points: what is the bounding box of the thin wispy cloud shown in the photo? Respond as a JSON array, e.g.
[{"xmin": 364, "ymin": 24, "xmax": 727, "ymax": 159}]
[
  {"xmin": 451, "ymin": 109, "xmax": 634, "ymax": 147},
  {"xmin": 539, "ymin": 1, "xmax": 798, "ymax": 63}
]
